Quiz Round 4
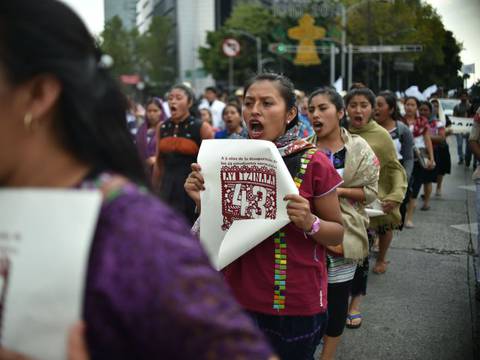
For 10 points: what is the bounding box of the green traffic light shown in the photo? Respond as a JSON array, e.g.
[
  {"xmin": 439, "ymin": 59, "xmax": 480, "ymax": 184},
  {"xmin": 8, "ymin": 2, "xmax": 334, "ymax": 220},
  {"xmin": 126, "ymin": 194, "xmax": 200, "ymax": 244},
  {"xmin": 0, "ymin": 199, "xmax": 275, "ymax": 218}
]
[{"xmin": 277, "ymin": 43, "xmax": 286, "ymax": 53}]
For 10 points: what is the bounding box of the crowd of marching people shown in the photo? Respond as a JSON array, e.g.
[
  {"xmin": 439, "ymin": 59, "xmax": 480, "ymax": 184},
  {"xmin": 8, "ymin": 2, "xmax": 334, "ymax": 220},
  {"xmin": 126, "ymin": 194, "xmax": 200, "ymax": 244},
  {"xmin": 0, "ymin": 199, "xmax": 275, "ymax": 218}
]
[
  {"xmin": 124, "ymin": 75, "xmax": 467, "ymax": 360},
  {"xmin": 2, "ymin": 1, "xmax": 479, "ymax": 359}
]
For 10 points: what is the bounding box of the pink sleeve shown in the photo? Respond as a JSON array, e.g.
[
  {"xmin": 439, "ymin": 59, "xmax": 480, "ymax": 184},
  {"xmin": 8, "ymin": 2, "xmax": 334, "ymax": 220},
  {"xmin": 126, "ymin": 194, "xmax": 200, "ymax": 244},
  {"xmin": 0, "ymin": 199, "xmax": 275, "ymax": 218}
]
[{"xmin": 299, "ymin": 151, "xmax": 343, "ymax": 199}]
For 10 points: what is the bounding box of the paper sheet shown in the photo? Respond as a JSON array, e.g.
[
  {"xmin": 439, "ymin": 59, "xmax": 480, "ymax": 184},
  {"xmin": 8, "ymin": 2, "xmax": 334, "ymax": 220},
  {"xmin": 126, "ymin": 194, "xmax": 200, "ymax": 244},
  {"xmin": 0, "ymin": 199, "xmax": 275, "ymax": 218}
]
[
  {"xmin": 365, "ymin": 199, "xmax": 385, "ymax": 218},
  {"xmin": 198, "ymin": 139, "xmax": 297, "ymax": 270},
  {"xmin": 0, "ymin": 189, "xmax": 101, "ymax": 360}
]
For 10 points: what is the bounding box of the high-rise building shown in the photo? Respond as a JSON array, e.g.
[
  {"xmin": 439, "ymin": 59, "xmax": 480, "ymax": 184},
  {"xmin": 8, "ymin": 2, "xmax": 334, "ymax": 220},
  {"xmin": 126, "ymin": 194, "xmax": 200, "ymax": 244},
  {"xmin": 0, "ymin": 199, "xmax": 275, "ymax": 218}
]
[
  {"xmin": 104, "ymin": 0, "xmax": 137, "ymax": 30},
  {"xmin": 136, "ymin": 0, "xmax": 215, "ymax": 91}
]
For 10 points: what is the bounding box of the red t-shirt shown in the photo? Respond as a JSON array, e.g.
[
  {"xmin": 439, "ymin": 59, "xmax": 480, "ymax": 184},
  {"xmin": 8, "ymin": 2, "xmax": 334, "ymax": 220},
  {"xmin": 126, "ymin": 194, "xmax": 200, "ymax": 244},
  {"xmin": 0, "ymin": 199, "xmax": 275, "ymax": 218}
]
[{"xmin": 223, "ymin": 151, "xmax": 343, "ymax": 316}]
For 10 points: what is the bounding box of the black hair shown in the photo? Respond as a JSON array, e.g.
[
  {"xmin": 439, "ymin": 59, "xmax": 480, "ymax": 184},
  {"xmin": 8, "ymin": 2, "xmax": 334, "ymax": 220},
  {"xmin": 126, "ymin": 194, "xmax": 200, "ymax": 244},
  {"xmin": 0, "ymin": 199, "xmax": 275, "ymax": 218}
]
[
  {"xmin": 308, "ymin": 87, "xmax": 344, "ymax": 111},
  {"xmin": 419, "ymin": 101, "xmax": 432, "ymax": 113},
  {"xmin": 146, "ymin": 97, "xmax": 163, "ymax": 109},
  {"xmin": 243, "ymin": 73, "xmax": 298, "ymax": 129},
  {"xmin": 0, "ymin": 0, "xmax": 147, "ymax": 184},
  {"xmin": 222, "ymin": 102, "xmax": 242, "ymax": 118},
  {"xmin": 169, "ymin": 84, "xmax": 195, "ymax": 106},
  {"xmin": 349, "ymin": 82, "xmax": 367, "ymax": 90},
  {"xmin": 344, "ymin": 87, "xmax": 376, "ymax": 108},
  {"xmin": 169, "ymin": 84, "xmax": 199, "ymax": 118},
  {"xmin": 204, "ymin": 86, "xmax": 218, "ymax": 95},
  {"xmin": 378, "ymin": 91, "xmax": 402, "ymax": 121},
  {"xmin": 404, "ymin": 96, "xmax": 420, "ymax": 108},
  {"xmin": 145, "ymin": 97, "xmax": 166, "ymax": 123}
]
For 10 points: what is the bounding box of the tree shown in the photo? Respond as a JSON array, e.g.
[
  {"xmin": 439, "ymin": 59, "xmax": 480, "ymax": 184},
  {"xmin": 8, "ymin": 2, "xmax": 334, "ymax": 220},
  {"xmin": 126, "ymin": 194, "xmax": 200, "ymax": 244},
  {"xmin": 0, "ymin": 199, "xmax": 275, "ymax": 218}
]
[
  {"xmin": 99, "ymin": 16, "xmax": 138, "ymax": 78},
  {"xmin": 199, "ymin": 3, "xmax": 281, "ymax": 88},
  {"xmin": 99, "ymin": 15, "xmax": 176, "ymax": 96},
  {"xmin": 199, "ymin": 0, "xmax": 463, "ymax": 93},
  {"xmin": 138, "ymin": 16, "xmax": 177, "ymax": 94},
  {"xmin": 199, "ymin": 2, "xmax": 337, "ymax": 91},
  {"xmin": 344, "ymin": 0, "xmax": 463, "ymax": 91}
]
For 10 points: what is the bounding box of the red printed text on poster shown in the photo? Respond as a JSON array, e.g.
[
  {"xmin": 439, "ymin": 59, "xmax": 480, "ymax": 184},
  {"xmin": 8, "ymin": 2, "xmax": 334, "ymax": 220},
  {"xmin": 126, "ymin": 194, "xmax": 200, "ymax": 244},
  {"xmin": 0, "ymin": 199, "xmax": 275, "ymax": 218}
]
[{"xmin": 221, "ymin": 165, "xmax": 277, "ymax": 230}]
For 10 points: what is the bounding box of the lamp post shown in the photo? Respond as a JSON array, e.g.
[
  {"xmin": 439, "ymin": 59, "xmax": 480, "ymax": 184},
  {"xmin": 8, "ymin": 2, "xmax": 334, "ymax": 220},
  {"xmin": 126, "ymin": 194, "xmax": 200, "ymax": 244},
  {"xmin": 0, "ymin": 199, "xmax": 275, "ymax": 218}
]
[
  {"xmin": 228, "ymin": 29, "xmax": 262, "ymax": 74},
  {"xmin": 338, "ymin": 0, "xmax": 394, "ymax": 90},
  {"xmin": 379, "ymin": 28, "xmax": 416, "ymax": 90}
]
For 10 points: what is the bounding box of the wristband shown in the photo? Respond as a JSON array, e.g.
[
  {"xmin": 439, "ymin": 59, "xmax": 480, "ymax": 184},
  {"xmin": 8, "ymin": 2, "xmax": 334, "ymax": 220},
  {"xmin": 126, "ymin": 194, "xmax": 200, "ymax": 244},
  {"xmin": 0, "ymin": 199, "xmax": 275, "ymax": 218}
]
[{"xmin": 305, "ymin": 216, "xmax": 321, "ymax": 236}]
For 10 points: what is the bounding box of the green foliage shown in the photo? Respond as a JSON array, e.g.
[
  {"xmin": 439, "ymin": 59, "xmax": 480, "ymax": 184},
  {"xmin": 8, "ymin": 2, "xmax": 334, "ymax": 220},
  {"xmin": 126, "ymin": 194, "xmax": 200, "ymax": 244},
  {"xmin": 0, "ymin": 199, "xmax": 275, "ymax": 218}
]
[
  {"xmin": 198, "ymin": 0, "xmax": 464, "ymax": 92},
  {"xmin": 343, "ymin": 0, "xmax": 463, "ymax": 90},
  {"xmin": 470, "ymin": 80, "xmax": 480, "ymax": 99},
  {"xmin": 99, "ymin": 15, "xmax": 176, "ymax": 94},
  {"xmin": 137, "ymin": 16, "xmax": 177, "ymax": 93},
  {"xmin": 100, "ymin": 16, "xmax": 138, "ymax": 78},
  {"xmin": 199, "ymin": 3, "xmax": 281, "ymax": 87}
]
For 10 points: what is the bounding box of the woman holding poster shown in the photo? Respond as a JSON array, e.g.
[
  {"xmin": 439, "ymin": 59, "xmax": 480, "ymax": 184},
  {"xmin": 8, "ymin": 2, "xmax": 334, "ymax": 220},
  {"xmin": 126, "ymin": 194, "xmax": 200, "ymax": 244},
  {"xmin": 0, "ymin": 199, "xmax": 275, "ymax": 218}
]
[
  {"xmin": 186, "ymin": 73, "xmax": 345, "ymax": 360},
  {"xmin": 0, "ymin": 1, "xmax": 275, "ymax": 359},
  {"xmin": 307, "ymin": 87, "xmax": 379, "ymax": 359}
]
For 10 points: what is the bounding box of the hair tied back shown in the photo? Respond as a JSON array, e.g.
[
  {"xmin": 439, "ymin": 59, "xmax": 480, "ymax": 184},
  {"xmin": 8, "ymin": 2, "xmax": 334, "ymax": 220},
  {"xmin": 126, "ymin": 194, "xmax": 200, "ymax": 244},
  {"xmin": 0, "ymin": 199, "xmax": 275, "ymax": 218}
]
[{"xmin": 98, "ymin": 54, "xmax": 114, "ymax": 70}]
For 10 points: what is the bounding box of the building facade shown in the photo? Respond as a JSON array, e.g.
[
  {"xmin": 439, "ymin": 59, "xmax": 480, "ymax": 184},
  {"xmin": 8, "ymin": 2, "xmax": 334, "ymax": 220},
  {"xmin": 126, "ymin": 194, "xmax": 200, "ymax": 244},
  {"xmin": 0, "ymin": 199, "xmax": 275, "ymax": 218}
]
[
  {"xmin": 104, "ymin": 0, "xmax": 137, "ymax": 30},
  {"xmin": 136, "ymin": 0, "xmax": 215, "ymax": 92}
]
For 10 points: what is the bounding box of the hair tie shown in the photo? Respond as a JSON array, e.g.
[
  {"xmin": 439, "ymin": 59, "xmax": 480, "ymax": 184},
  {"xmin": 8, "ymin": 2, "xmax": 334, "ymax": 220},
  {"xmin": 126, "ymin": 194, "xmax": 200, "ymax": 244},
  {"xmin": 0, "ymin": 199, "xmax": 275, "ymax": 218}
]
[{"xmin": 98, "ymin": 54, "xmax": 114, "ymax": 70}]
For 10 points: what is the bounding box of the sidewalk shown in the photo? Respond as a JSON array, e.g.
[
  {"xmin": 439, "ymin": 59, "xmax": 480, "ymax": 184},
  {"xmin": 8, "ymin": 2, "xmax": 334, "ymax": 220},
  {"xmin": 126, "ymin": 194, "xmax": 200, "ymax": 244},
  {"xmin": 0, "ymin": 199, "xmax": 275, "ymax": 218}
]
[{"xmin": 333, "ymin": 138, "xmax": 479, "ymax": 360}]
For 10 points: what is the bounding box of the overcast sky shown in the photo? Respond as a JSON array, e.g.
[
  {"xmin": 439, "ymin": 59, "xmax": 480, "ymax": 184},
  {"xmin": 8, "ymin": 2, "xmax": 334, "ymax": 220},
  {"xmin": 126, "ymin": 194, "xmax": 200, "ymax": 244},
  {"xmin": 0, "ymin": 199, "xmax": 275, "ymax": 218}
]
[{"xmin": 60, "ymin": 0, "xmax": 479, "ymax": 86}]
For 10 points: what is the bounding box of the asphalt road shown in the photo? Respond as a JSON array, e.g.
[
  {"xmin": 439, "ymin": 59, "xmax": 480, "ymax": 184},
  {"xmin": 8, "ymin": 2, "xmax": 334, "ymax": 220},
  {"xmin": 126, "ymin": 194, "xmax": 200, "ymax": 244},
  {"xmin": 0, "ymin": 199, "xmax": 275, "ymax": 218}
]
[{"xmin": 325, "ymin": 137, "xmax": 479, "ymax": 360}]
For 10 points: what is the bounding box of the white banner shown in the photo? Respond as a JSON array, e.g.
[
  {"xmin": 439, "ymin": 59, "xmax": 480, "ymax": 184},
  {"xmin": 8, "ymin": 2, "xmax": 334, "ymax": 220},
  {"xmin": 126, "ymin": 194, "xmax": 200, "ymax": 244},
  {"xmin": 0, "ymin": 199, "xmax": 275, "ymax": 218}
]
[
  {"xmin": 462, "ymin": 63, "xmax": 475, "ymax": 74},
  {"xmin": 198, "ymin": 139, "xmax": 298, "ymax": 270},
  {"xmin": 449, "ymin": 116, "xmax": 474, "ymax": 134},
  {"xmin": 0, "ymin": 190, "xmax": 101, "ymax": 360}
]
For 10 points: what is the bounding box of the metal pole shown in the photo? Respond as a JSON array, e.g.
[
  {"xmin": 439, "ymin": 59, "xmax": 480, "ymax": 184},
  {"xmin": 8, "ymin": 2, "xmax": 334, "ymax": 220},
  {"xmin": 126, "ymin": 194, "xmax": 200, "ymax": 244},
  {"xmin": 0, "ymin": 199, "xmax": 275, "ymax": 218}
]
[
  {"xmin": 256, "ymin": 37, "xmax": 262, "ymax": 74},
  {"xmin": 229, "ymin": 57, "xmax": 233, "ymax": 93},
  {"xmin": 348, "ymin": 43, "xmax": 353, "ymax": 90},
  {"xmin": 378, "ymin": 36, "xmax": 383, "ymax": 90},
  {"xmin": 341, "ymin": 5, "xmax": 346, "ymax": 90},
  {"xmin": 330, "ymin": 43, "xmax": 335, "ymax": 86}
]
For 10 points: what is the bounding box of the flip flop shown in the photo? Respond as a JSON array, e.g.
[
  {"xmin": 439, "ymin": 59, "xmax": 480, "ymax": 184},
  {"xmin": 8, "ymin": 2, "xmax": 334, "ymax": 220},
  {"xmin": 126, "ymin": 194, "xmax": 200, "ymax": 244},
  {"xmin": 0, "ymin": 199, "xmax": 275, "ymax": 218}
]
[{"xmin": 346, "ymin": 312, "xmax": 362, "ymax": 329}]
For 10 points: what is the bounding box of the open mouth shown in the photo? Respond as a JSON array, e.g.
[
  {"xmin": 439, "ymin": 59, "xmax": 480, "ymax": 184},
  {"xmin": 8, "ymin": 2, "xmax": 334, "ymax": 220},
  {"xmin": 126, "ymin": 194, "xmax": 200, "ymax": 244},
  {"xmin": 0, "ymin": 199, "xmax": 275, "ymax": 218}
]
[
  {"xmin": 353, "ymin": 115, "xmax": 363, "ymax": 123},
  {"xmin": 311, "ymin": 120, "xmax": 324, "ymax": 131},
  {"xmin": 169, "ymin": 105, "xmax": 177, "ymax": 114},
  {"xmin": 248, "ymin": 119, "xmax": 264, "ymax": 139}
]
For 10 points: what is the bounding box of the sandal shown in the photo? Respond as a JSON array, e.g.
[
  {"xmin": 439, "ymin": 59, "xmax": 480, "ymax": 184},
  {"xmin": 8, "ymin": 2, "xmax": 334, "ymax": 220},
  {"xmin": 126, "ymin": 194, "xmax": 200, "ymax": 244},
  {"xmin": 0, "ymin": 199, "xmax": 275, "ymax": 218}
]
[
  {"xmin": 346, "ymin": 312, "xmax": 362, "ymax": 329},
  {"xmin": 420, "ymin": 205, "xmax": 430, "ymax": 211},
  {"xmin": 373, "ymin": 260, "xmax": 388, "ymax": 274}
]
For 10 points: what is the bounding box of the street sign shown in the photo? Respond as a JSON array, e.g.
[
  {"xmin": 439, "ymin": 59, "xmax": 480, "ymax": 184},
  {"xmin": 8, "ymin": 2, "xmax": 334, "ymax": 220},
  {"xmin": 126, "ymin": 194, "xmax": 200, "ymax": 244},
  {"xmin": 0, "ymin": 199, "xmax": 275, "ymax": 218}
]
[
  {"xmin": 352, "ymin": 44, "xmax": 423, "ymax": 53},
  {"xmin": 394, "ymin": 60, "xmax": 414, "ymax": 72},
  {"xmin": 268, "ymin": 43, "xmax": 339, "ymax": 55},
  {"xmin": 462, "ymin": 64, "xmax": 475, "ymax": 74},
  {"xmin": 222, "ymin": 38, "xmax": 241, "ymax": 57}
]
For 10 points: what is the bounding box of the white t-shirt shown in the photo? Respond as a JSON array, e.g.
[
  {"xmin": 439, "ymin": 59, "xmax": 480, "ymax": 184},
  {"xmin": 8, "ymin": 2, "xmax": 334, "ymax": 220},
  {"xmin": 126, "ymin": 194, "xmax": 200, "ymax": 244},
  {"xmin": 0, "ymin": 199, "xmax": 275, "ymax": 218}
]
[{"xmin": 199, "ymin": 99, "xmax": 226, "ymax": 129}]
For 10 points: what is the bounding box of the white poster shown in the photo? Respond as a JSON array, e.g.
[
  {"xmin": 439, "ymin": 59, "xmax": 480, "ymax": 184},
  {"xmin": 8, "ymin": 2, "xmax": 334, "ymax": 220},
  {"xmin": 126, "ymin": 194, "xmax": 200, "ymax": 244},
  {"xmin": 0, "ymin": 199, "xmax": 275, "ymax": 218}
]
[
  {"xmin": 450, "ymin": 116, "xmax": 474, "ymax": 134},
  {"xmin": 0, "ymin": 190, "xmax": 102, "ymax": 360},
  {"xmin": 198, "ymin": 139, "xmax": 298, "ymax": 270}
]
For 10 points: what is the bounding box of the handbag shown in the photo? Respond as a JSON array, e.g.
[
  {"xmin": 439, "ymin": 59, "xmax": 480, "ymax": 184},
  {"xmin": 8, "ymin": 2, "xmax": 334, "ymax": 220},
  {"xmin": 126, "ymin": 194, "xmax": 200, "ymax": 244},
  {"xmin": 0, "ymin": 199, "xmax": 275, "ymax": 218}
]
[{"xmin": 413, "ymin": 146, "xmax": 429, "ymax": 169}]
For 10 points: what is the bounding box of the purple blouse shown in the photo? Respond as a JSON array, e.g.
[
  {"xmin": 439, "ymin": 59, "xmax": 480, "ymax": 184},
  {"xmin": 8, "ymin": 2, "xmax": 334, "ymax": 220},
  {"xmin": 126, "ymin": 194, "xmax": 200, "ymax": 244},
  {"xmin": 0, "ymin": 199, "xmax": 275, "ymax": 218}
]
[{"xmin": 83, "ymin": 183, "xmax": 272, "ymax": 359}]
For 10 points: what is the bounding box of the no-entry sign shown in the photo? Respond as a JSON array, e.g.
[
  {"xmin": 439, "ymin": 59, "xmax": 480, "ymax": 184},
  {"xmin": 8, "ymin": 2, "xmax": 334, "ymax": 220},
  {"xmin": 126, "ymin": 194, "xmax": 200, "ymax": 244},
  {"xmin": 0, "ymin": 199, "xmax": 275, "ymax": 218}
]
[{"xmin": 223, "ymin": 38, "xmax": 241, "ymax": 57}]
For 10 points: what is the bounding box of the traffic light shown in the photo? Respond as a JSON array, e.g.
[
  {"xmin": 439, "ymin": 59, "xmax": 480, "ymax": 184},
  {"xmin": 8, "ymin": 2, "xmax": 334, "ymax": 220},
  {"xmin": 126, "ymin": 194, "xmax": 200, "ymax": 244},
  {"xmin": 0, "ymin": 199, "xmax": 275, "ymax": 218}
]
[
  {"xmin": 268, "ymin": 42, "xmax": 288, "ymax": 55},
  {"xmin": 277, "ymin": 43, "xmax": 287, "ymax": 54}
]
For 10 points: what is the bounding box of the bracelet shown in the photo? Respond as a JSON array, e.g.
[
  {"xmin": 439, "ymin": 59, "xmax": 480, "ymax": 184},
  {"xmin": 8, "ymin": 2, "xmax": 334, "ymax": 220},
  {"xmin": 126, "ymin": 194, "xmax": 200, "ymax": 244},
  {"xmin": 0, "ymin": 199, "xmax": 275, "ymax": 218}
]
[{"xmin": 305, "ymin": 216, "xmax": 321, "ymax": 236}]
